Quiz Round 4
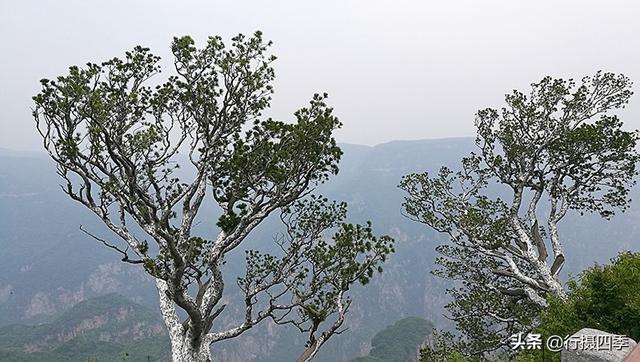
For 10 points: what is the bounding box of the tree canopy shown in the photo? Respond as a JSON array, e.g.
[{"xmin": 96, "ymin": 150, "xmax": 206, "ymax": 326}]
[
  {"xmin": 33, "ymin": 32, "xmax": 394, "ymax": 361},
  {"xmin": 402, "ymin": 72, "xmax": 639, "ymax": 357}
]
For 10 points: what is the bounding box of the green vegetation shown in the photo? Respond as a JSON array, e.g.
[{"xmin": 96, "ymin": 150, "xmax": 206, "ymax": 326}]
[
  {"xmin": 0, "ymin": 294, "xmax": 169, "ymax": 361},
  {"xmin": 422, "ymin": 252, "xmax": 640, "ymax": 362},
  {"xmin": 351, "ymin": 317, "xmax": 433, "ymax": 362},
  {"xmin": 519, "ymin": 251, "xmax": 640, "ymax": 361},
  {"xmin": 541, "ymin": 251, "xmax": 640, "ymax": 340},
  {"xmin": 0, "ymin": 337, "xmax": 167, "ymax": 362}
]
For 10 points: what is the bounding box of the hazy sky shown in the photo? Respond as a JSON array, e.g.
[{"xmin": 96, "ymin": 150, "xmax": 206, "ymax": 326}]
[{"xmin": 1, "ymin": 0, "xmax": 639, "ymax": 151}]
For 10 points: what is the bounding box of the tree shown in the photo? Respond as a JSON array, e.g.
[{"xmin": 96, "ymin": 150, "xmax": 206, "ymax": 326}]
[
  {"xmin": 33, "ymin": 32, "xmax": 394, "ymax": 362},
  {"xmin": 400, "ymin": 72, "xmax": 639, "ymax": 356}
]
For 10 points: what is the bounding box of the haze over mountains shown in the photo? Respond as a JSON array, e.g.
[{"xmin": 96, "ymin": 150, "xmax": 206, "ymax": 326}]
[{"xmin": 1, "ymin": 138, "xmax": 638, "ymax": 361}]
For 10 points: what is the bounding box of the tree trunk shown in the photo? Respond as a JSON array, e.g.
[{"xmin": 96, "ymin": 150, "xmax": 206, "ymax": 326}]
[
  {"xmin": 296, "ymin": 341, "xmax": 318, "ymax": 362},
  {"xmin": 168, "ymin": 335, "xmax": 213, "ymax": 362},
  {"xmin": 155, "ymin": 278, "xmax": 214, "ymax": 361}
]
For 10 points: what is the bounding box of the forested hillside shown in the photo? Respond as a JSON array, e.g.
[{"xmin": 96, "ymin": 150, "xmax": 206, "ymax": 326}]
[{"xmin": 0, "ymin": 293, "xmax": 168, "ymax": 361}]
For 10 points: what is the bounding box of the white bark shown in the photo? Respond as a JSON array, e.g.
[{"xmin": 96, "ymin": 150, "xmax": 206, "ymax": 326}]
[
  {"xmin": 156, "ymin": 278, "xmax": 214, "ymax": 362},
  {"xmin": 200, "ymin": 231, "xmax": 226, "ymax": 315},
  {"xmin": 509, "ymin": 188, "xmax": 567, "ymax": 301}
]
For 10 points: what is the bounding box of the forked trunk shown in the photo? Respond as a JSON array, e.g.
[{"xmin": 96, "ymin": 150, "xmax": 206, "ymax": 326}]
[
  {"xmin": 168, "ymin": 335, "xmax": 213, "ymax": 362},
  {"xmin": 155, "ymin": 278, "xmax": 214, "ymax": 362}
]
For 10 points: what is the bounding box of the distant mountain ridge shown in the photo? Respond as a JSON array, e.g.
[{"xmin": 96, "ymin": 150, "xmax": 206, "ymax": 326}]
[{"xmin": 1, "ymin": 137, "xmax": 639, "ymax": 361}]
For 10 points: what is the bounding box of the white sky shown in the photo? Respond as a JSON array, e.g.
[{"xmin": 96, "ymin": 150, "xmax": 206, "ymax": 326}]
[{"xmin": 1, "ymin": 0, "xmax": 639, "ymax": 151}]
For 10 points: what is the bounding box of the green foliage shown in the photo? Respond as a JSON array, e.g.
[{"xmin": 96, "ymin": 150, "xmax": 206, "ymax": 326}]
[
  {"xmin": 352, "ymin": 317, "xmax": 433, "ymax": 362},
  {"xmin": 32, "ymin": 30, "xmax": 344, "ymax": 279},
  {"xmin": 543, "ymin": 251, "xmax": 640, "ymax": 339},
  {"xmin": 239, "ymin": 195, "xmax": 395, "ymax": 337},
  {"xmin": 517, "ymin": 252, "xmax": 640, "ymax": 361}
]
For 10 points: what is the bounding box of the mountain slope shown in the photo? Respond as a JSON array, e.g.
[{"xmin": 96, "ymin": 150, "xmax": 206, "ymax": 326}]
[
  {"xmin": 0, "ymin": 293, "xmax": 169, "ymax": 361},
  {"xmin": 351, "ymin": 317, "xmax": 434, "ymax": 362},
  {"xmin": 1, "ymin": 138, "xmax": 639, "ymax": 361}
]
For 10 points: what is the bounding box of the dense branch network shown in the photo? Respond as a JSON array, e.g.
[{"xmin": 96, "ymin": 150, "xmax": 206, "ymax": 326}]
[
  {"xmin": 401, "ymin": 72, "xmax": 639, "ymax": 357},
  {"xmin": 33, "ymin": 32, "xmax": 394, "ymax": 361}
]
